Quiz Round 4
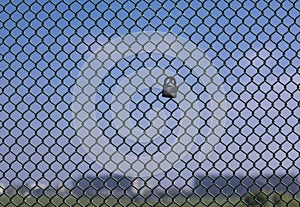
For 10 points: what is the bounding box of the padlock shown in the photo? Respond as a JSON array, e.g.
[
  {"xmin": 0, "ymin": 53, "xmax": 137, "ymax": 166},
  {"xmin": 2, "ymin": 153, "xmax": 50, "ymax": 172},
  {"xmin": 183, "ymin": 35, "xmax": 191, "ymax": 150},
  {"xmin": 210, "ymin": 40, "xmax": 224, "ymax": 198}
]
[{"xmin": 162, "ymin": 76, "xmax": 178, "ymax": 98}]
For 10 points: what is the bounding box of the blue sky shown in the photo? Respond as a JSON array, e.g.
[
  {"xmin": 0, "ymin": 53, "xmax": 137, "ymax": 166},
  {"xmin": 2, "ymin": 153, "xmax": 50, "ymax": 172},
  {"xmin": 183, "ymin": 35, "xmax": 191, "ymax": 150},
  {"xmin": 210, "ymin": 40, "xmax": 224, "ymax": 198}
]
[{"xmin": 1, "ymin": 0, "xmax": 300, "ymax": 188}]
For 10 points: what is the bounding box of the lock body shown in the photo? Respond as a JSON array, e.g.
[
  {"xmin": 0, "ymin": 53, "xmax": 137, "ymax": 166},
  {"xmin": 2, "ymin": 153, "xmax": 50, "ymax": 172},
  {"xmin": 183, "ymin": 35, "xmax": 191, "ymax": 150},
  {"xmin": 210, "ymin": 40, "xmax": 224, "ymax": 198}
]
[{"xmin": 162, "ymin": 77, "xmax": 177, "ymax": 98}]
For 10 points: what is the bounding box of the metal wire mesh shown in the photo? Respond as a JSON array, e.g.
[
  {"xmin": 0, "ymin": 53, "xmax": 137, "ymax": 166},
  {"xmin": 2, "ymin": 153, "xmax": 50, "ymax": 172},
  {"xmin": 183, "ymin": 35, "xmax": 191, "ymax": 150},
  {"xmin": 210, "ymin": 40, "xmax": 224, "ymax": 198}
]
[{"xmin": 1, "ymin": 0, "xmax": 300, "ymax": 206}]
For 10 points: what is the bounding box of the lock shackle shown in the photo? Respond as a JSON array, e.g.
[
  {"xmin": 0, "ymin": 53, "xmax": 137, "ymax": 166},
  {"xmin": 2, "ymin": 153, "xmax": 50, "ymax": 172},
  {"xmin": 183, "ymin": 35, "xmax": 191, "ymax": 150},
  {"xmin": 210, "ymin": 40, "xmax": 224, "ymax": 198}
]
[{"xmin": 164, "ymin": 76, "xmax": 177, "ymax": 86}]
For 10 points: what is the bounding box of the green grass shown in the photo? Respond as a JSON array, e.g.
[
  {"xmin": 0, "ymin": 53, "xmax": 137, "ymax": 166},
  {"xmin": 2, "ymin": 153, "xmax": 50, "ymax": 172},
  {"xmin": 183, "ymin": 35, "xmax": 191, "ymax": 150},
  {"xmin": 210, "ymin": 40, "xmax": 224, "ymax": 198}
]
[{"xmin": 0, "ymin": 194, "xmax": 299, "ymax": 207}]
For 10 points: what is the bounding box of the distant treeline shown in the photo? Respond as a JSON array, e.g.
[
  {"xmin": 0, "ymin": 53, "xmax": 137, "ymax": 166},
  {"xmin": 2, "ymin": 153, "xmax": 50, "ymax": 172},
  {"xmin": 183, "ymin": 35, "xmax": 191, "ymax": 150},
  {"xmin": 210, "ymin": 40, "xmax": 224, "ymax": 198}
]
[
  {"xmin": 71, "ymin": 173, "xmax": 300, "ymax": 198},
  {"xmin": 1, "ymin": 174, "xmax": 298, "ymax": 199}
]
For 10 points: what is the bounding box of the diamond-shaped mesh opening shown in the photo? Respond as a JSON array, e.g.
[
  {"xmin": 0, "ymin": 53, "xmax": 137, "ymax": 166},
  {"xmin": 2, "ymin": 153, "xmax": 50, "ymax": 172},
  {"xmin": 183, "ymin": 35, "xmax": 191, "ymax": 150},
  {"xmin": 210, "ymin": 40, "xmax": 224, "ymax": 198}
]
[{"xmin": 1, "ymin": 0, "xmax": 300, "ymax": 206}]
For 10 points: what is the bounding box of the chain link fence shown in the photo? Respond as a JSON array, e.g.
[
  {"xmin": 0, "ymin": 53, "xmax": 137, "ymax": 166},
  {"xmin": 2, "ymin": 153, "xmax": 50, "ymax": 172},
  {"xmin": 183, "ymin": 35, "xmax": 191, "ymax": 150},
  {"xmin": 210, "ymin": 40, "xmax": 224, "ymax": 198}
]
[{"xmin": 1, "ymin": 0, "xmax": 300, "ymax": 206}]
